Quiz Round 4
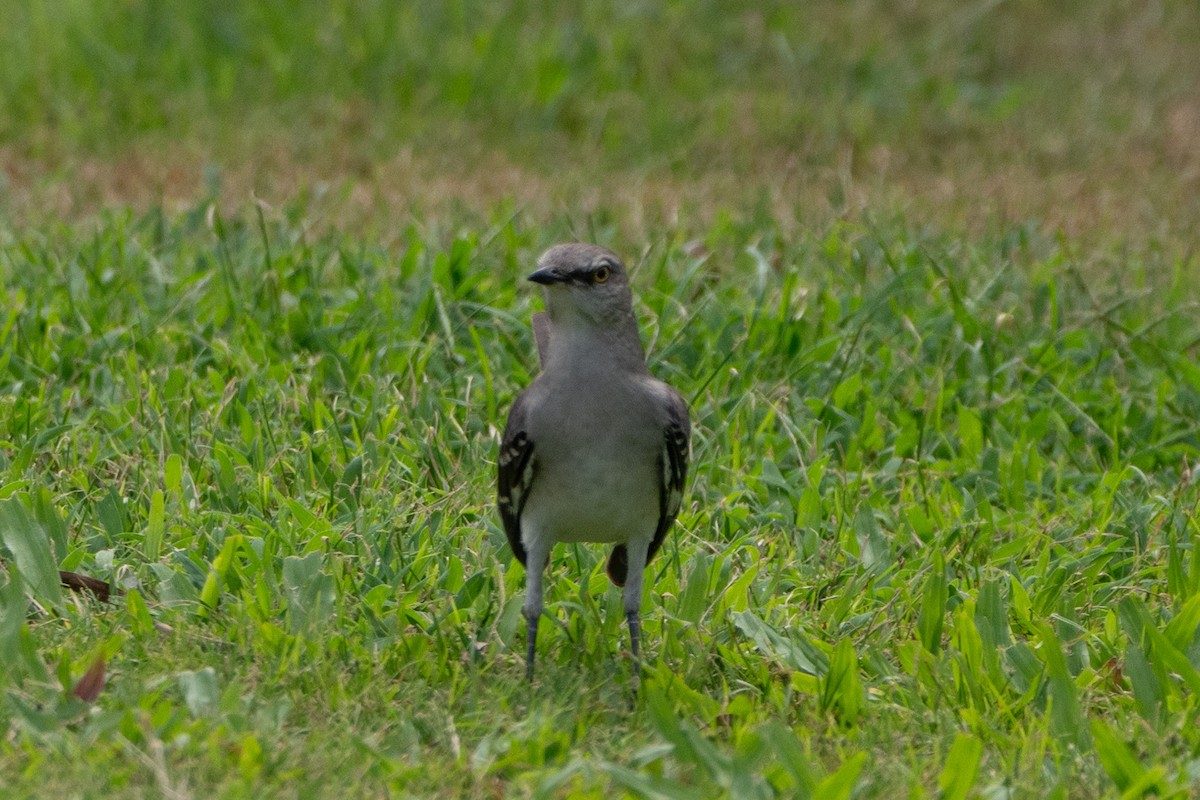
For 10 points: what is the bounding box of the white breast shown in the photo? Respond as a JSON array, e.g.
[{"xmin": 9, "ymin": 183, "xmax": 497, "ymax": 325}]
[
  {"xmin": 521, "ymin": 449, "xmax": 659, "ymax": 545},
  {"xmin": 518, "ymin": 380, "xmax": 662, "ymax": 548}
]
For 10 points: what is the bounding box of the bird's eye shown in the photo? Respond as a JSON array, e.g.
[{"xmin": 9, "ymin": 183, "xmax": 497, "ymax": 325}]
[{"xmin": 593, "ymin": 266, "xmax": 611, "ymax": 284}]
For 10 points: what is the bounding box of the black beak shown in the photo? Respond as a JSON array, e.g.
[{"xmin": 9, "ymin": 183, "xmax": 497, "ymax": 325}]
[{"xmin": 528, "ymin": 266, "xmax": 567, "ymax": 285}]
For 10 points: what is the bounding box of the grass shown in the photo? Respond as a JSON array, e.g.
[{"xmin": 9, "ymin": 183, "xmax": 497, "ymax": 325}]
[
  {"xmin": 2, "ymin": 209, "xmax": 1199, "ymax": 798},
  {"xmin": 3, "ymin": 1, "xmax": 1200, "ymax": 797}
]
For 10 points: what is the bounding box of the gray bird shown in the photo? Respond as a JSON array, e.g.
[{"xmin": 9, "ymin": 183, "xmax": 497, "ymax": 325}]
[{"xmin": 497, "ymin": 243, "xmax": 691, "ymax": 682}]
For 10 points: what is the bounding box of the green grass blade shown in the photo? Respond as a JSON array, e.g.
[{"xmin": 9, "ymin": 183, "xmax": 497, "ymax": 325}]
[{"xmin": 0, "ymin": 497, "xmax": 63, "ymax": 610}]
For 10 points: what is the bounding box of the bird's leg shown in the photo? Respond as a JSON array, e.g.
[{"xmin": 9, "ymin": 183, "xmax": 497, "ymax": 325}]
[
  {"xmin": 522, "ymin": 541, "xmax": 550, "ymax": 682},
  {"xmin": 626, "ymin": 611, "xmax": 641, "ymax": 665},
  {"xmin": 621, "ymin": 540, "xmax": 650, "ymax": 685},
  {"xmin": 525, "ymin": 613, "xmax": 540, "ymax": 682}
]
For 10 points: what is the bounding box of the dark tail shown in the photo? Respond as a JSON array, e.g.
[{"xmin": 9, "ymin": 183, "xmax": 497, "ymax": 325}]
[{"xmin": 606, "ymin": 545, "xmax": 628, "ymax": 587}]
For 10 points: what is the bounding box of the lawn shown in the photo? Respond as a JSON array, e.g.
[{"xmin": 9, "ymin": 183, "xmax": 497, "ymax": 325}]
[{"xmin": 2, "ymin": 2, "xmax": 1200, "ymax": 798}]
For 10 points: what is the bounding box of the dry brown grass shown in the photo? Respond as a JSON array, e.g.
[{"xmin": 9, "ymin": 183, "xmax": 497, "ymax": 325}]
[
  {"xmin": 5, "ymin": 119, "xmax": 1197, "ymax": 250},
  {"xmin": 3, "ymin": 2, "xmax": 1199, "ymax": 249}
]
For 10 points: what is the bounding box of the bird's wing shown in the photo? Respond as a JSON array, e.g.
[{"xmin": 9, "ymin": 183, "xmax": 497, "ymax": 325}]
[
  {"xmin": 647, "ymin": 386, "xmax": 691, "ymax": 564},
  {"xmin": 497, "ymin": 392, "xmax": 536, "ymax": 565}
]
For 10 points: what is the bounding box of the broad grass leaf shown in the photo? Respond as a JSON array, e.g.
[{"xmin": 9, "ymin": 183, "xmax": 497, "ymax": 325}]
[
  {"xmin": 7, "ymin": 693, "xmax": 58, "ymax": 734},
  {"xmin": 938, "ymin": 734, "xmax": 983, "ymax": 800},
  {"xmin": 0, "ymin": 574, "xmax": 27, "ymax": 669},
  {"xmin": 1004, "ymin": 641, "xmax": 1042, "ymax": 696},
  {"xmin": 1141, "ymin": 621, "xmax": 1200, "ymax": 696},
  {"xmin": 178, "ymin": 667, "xmax": 220, "ymax": 717},
  {"xmin": 1117, "ymin": 596, "xmax": 1149, "ymax": 645},
  {"xmin": 646, "ymin": 688, "xmax": 729, "ymax": 784},
  {"xmin": 0, "ymin": 498, "xmax": 63, "ymax": 610},
  {"xmin": 950, "ymin": 604, "xmax": 985, "ymax": 703},
  {"xmin": 852, "ymin": 506, "xmax": 890, "ymax": 574},
  {"xmin": 677, "ymin": 552, "xmax": 711, "ymax": 624},
  {"xmin": 1166, "ymin": 531, "xmax": 1188, "ymax": 600},
  {"xmin": 732, "ymin": 611, "xmax": 827, "ymax": 676},
  {"xmin": 1035, "ymin": 623, "xmax": 1086, "ymax": 747},
  {"xmin": 1091, "ymin": 720, "xmax": 1148, "ymax": 794},
  {"xmin": 819, "ymin": 638, "xmax": 862, "ymax": 726},
  {"xmin": 974, "ymin": 578, "xmax": 1009, "ymax": 650},
  {"xmin": 96, "ymin": 488, "xmax": 126, "ymax": 540},
  {"xmin": 596, "ymin": 762, "xmax": 705, "ymax": 800},
  {"xmin": 30, "ymin": 488, "xmax": 68, "ymax": 562},
  {"xmin": 729, "ymin": 731, "xmax": 773, "ymax": 800},
  {"xmin": 1121, "ymin": 596, "xmax": 1200, "ymax": 696},
  {"xmin": 813, "ymin": 752, "xmax": 866, "ymax": 800},
  {"xmin": 165, "ymin": 453, "xmax": 183, "ymax": 495},
  {"xmin": 1123, "ymin": 640, "xmax": 1163, "ymax": 726},
  {"xmin": 145, "ymin": 488, "xmax": 165, "ymax": 561},
  {"xmin": 1009, "ymin": 575, "xmax": 1032, "ymax": 628},
  {"xmin": 125, "ymin": 588, "xmax": 156, "ymax": 637},
  {"xmin": 1163, "ymin": 592, "xmax": 1200, "ymax": 651},
  {"xmin": 957, "ymin": 402, "xmax": 983, "ymax": 460},
  {"xmin": 918, "ymin": 551, "xmax": 947, "ymax": 655},
  {"xmin": 759, "ymin": 720, "xmax": 817, "ymax": 798},
  {"xmin": 282, "ymin": 551, "xmax": 337, "ymax": 633}
]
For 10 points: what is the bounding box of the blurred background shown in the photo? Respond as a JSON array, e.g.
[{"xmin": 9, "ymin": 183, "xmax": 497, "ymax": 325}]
[{"xmin": 2, "ymin": 0, "xmax": 1198, "ymax": 240}]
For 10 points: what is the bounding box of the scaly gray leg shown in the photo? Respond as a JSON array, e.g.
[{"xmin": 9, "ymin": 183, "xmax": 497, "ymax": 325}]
[
  {"xmin": 522, "ymin": 540, "xmax": 550, "ymax": 682},
  {"xmin": 525, "ymin": 610, "xmax": 540, "ymax": 682},
  {"xmin": 626, "ymin": 610, "xmax": 641, "ymax": 665},
  {"xmin": 622, "ymin": 540, "xmax": 649, "ymax": 689}
]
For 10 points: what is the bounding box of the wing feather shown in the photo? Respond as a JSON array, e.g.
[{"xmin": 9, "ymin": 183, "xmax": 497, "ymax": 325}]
[
  {"xmin": 647, "ymin": 387, "xmax": 691, "ymax": 564},
  {"xmin": 605, "ymin": 386, "xmax": 690, "ymax": 585},
  {"xmin": 497, "ymin": 393, "xmax": 536, "ymax": 565}
]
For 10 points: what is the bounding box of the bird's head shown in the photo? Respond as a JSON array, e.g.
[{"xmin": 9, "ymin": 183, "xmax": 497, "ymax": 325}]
[{"xmin": 528, "ymin": 243, "xmax": 634, "ymax": 326}]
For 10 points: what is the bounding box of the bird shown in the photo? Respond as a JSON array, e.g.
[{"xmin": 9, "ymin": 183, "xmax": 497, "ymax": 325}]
[{"xmin": 497, "ymin": 242, "xmax": 690, "ymax": 683}]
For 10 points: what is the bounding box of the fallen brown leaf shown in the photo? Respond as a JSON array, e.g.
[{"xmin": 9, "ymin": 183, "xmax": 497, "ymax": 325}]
[
  {"xmin": 73, "ymin": 655, "xmax": 106, "ymax": 703},
  {"xmin": 59, "ymin": 570, "xmax": 119, "ymax": 603}
]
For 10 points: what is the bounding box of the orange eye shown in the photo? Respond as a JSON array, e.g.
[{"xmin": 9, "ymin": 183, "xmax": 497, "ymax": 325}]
[{"xmin": 593, "ymin": 266, "xmax": 611, "ymax": 284}]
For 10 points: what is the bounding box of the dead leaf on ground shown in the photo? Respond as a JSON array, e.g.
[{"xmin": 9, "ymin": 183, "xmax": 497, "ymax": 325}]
[{"xmin": 73, "ymin": 655, "xmax": 106, "ymax": 703}]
